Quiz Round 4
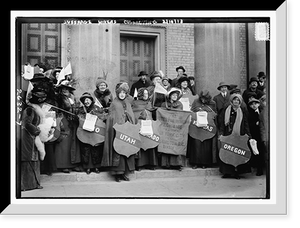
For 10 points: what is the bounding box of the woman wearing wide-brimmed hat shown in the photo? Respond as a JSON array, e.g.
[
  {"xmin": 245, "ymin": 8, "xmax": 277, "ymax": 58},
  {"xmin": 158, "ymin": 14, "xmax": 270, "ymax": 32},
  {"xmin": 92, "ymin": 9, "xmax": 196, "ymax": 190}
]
[
  {"xmin": 21, "ymin": 88, "xmax": 47, "ymax": 191},
  {"xmin": 160, "ymin": 88, "xmax": 185, "ymax": 170},
  {"xmin": 187, "ymin": 90, "xmax": 218, "ymax": 169},
  {"xmin": 161, "ymin": 88, "xmax": 183, "ymax": 110},
  {"xmin": 55, "ymin": 80, "xmax": 82, "ymax": 173}
]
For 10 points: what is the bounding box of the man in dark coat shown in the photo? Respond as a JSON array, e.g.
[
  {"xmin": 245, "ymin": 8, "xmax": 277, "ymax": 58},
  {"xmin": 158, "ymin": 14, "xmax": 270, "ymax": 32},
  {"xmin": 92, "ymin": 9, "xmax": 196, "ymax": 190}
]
[
  {"xmin": 257, "ymin": 71, "xmax": 267, "ymax": 92},
  {"xmin": 171, "ymin": 66, "xmax": 186, "ymax": 87},
  {"xmin": 129, "ymin": 71, "xmax": 151, "ymax": 97},
  {"xmin": 242, "ymin": 77, "xmax": 265, "ymax": 108},
  {"xmin": 213, "ymin": 82, "xmax": 231, "ymax": 128}
]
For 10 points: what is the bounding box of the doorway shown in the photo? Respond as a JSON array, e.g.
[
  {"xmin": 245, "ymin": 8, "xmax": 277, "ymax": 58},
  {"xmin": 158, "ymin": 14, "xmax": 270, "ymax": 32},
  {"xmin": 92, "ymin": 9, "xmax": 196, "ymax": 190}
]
[{"xmin": 120, "ymin": 35, "xmax": 155, "ymax": 87}]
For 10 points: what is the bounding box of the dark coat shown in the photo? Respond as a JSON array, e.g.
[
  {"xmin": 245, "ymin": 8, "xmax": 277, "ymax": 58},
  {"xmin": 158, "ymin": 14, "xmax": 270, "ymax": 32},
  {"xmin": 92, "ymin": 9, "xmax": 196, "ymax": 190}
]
[
  {"xmin": 101, "ymin": 96, "xmax": 136, "ymax": 169},
  {"xmin": 93, "ymin": 89, "xmax": 113, "ymax": 110},
  {"xmin": 55, "ymin": 94, "xmax": 81, "ymax": 168},
  {"xmin": 213, "ymin": 92, "xmax": 230, "ymax": 128},
  {"xmin": 129, "ymin": 78, "xmax": 151, "ymax": 97},
  {"xmin": 242, "ymin": 88, "xmax": 264, "ymax": 106},
  {"xmin": 21, "ymin": 106, "xmax": 41, "ymax": 161},
  {"xmin": 187, "ymin": 99, "xmax": 218, "ymax": 165},
  {"xmin": 218, "ymin": 105, "xmax": 251, "ymax": 137},
  {"xmin": 77, "ymin": 103, "xmax": 106, "ymax": 167}
]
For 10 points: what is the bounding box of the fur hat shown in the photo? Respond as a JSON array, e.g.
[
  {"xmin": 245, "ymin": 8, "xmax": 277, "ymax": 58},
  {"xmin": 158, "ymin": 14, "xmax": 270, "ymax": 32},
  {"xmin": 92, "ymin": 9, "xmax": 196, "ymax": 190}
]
[
  {"xmin": 115, "ymin": 82, "xmax": 130, "ymax": 95},
  {"xmin": 29, "ymin": 89, "xmax": 47, "ymax": 104},
  {"xmin": 199, "ymin": 90, "xmax": 212, "ymax": 102}
]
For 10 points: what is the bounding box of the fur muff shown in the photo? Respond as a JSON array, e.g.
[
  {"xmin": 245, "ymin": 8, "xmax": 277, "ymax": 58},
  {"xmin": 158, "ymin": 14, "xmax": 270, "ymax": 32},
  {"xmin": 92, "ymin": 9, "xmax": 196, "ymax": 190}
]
[{"xmin": 30, "ymin": 103, "xmax": 55, "ymax": 161}]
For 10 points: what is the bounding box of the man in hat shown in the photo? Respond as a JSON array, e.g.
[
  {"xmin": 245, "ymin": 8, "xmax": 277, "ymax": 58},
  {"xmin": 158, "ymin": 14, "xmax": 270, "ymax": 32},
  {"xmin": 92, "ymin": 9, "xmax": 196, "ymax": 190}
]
[
  {"xmin": 257, "ymin": 71, "xmax": 267, "ymax": 92},
  {"xmin": 213, "ymin": 82, "xmax": 231, "ymax": 128},
  {"xmin": 171, "ymin": 66, "xmax": 186, "ymax": 87},
  {"xmin": 129, "ymin": 71, "xmax": 151, "ymax": 97},
  {"xmin": 242, "ymin": 77, "xmax": 265, "ymax": 109}
]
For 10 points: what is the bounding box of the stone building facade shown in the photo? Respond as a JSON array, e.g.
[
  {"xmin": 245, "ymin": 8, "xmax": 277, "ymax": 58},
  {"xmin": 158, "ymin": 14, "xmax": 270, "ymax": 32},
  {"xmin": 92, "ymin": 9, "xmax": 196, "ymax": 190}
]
[{"xmin": 20, "ymin": 21, "xmax": 267, "ymax": 98}]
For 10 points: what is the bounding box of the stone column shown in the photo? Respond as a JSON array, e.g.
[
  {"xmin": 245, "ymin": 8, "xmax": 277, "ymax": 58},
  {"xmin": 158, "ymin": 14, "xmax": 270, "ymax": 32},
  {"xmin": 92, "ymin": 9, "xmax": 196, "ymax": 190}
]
[{"xmin": 61, "ymin": 23, "xmax": 120, "ymax": 98}]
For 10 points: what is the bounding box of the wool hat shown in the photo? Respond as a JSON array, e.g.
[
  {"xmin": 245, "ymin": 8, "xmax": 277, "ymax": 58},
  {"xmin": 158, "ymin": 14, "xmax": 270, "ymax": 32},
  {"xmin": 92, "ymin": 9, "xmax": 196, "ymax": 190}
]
[
  {"xmin": 95, "ymin": 77, "xmax": 108, "ymax": 88},
  {"xmin": 149, "ymin": 71, "xmax": 162, "ymax": 81},
  {"xmin": 138, "ymin": 71, "xmax": 148, "ymax": 77},
  {"xmin": 176, "ymin": 66, "xmax": 185, "ymax": 72},
  {"xmin": 248, "ymin": 97, "xmax": 260, "ymax": 105},
  {"xmin": 80, "ymin": 92, "xmax": 94, "ymax": 104},
  {"xmin": 217, "ymin": 82, "xmax": 230, "ymax": 90},
  {"xmin": 230, "ymin": 93, "xmax": 243, "ymax": 104}
]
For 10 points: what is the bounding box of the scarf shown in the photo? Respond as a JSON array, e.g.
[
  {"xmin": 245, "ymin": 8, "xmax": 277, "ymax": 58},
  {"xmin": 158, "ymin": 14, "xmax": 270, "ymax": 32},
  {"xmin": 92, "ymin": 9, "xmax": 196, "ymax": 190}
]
[{"xmin": 224, "ymin": 105, "xmax": 243, "ymax": 135}]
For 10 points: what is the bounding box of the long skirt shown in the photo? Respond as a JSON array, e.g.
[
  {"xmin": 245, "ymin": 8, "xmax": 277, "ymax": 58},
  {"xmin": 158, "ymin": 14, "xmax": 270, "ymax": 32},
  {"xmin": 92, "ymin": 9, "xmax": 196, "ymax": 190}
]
[
  {"xmin": 21, "ymin": 161, "xmax": 40, "ymax": 191},
  {"xmin": 80, "ymin": 142, "xmax": 104, "ymax": 169},
  {"xmin": 160, "ymin": 153, "xmax": 186, "ymax": 167},
  {"xmin": 219, "ymin": 162, "xmax": 252, "ymax": 176},
  {"xmin": 55, "ymin": 118, "xmax": 81, "ymax": 169},
  {"xmin": 136, "ymin": 147, "xmax": 158, "ymax": 168},
  {"xmin": 187, "ymin": 137, "xmax": 214, "ymax": 166},
  {"xmin": 41, "ymin": 143, "xmax": 57, "ymax": 174},
  {"xmin": 110, "ymin": 155, "xmax": 135, "ymax": 175}
]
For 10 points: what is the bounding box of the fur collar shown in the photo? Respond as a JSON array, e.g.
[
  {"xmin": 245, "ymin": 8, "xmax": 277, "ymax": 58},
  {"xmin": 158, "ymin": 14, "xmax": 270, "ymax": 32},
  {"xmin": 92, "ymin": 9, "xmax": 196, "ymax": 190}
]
[{"xmin": 94, "ymin": 89, "xmax": 111, "ymax": 98}]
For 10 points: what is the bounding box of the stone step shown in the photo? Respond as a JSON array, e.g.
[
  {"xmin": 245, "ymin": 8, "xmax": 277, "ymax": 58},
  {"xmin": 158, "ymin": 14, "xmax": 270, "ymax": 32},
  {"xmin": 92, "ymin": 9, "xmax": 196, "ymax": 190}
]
[{"xmin": 41, "ymin": 167, "xmax": 221, "ymax": 184}]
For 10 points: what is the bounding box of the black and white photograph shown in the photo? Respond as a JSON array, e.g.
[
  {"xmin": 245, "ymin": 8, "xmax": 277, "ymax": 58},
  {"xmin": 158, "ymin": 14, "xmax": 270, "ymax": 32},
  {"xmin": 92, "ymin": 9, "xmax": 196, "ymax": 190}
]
[{"xmin": 5, "ymin": 5, "xmax": 288, "ymax": 216}]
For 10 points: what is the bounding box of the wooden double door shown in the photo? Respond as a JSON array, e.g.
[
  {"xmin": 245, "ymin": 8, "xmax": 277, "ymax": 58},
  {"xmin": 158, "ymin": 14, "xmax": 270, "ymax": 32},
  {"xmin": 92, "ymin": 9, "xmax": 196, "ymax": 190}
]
[
  {"xmin": 120, "ymin": 36, "xmax": 155, "ymax": 87},
  {"xmin": 21, "ymin": 23, "xmax": 61, "ymax": 69}
]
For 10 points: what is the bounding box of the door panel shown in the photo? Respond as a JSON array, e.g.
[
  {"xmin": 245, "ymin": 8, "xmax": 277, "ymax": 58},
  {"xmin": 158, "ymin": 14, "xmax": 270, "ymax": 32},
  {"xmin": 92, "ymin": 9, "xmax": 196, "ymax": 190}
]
[
  {"xmin": 22, "ymin": 23, "xmax": 61, "ymax": 69},
  {"xmin": 120, "ymin": 36, "xmax": 155, "ymax": 87}
]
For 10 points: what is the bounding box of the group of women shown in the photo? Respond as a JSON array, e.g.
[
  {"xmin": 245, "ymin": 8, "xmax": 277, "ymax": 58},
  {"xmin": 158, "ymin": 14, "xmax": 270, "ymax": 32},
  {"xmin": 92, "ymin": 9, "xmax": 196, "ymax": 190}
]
[{"xmin": 20, "ymin": 65, "xmax": 268, "ymax": 191}]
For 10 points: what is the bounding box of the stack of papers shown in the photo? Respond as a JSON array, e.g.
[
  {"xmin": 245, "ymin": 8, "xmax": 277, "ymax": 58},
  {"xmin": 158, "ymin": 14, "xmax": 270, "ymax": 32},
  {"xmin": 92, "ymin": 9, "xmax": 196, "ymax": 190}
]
[
  {"xmin": 196, "ymin": 111, "xmax": 208, "ymax": 127},
  {"xmin": 83, "ymin": 113, "xmax": 98, "ymax": 132},
  {"xmin": 140, "ymin": 120, "xmax": 153, "ymax": 136}
]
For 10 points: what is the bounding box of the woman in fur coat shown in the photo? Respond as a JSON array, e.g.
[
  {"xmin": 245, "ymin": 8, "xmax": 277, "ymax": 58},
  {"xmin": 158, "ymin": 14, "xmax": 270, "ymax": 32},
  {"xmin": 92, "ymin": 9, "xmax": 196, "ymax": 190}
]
[
  {"xmin": 101, "ymin": 82, "xmax": 136, "ymax": 182},
  {"xmin": 55, "ymin": 80, "xmax": 81, "ymax": 173},
  {"xmin": 21, "ymin": 89, "xmax": 47, "ymax": 191},
  {"xmin": 93, "ymin": 77, "xmax": 113, "ymax": 112}
]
